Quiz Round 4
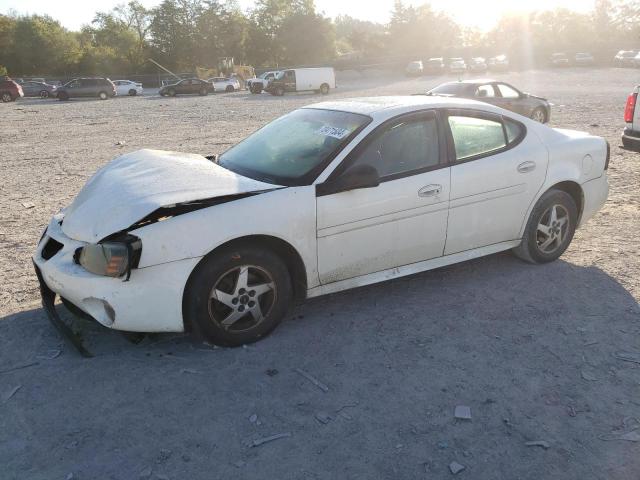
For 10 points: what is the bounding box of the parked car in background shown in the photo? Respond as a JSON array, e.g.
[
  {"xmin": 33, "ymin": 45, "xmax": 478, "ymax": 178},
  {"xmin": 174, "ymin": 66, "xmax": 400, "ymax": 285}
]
[
  {"xmin": 614, "ymin": 50, "xmax": 637, "ymax": 67},
  {"xmin": 208, "ymin": 77, "xmax": 240, "ymax": 93},
  {"xmin": 550, "ymin": 53, "xmax": 570, "ymax": 67},
  {"xmin": 488, "ymin": 55, "xmax": 510, "ymax": 72},
  {"xmin": 34, "ymin": 96, "xmax": 610, "ymax": 347},
  {"xmin": 159, "ymin": 78, "xmax": 214, "ymax": 97},
  {"xmin": 622, "ymin": 85, "xmax": 640, "ymax": 151},
  {"xmin": 469, "ymin": 57, "xmax": 488, "ymax": 73},
  {"xmin": 405, "ymin": 60, "xmax": 424, "ymax": 77},
  {"xmin": 0, "ymin": 77, "xmax": 23, "ymax": 102},
  {"xmin": 424, "ymin": 57, "xmax": 446, "ymax": 75},
  {"xmin": 448, "ymin": 58, "xmax": 467, "ymax": 74},
  {"xmin": 20, "ymin": 80, "xmax": 57, "ymax": 98},
  {"xmin": 57, "ymin": 78, "xmax": 116, "ymax": 101},
  {"xmin": 247, "ymin": 71, "xmax": 280, "ymax": 94},
  {"xmin": 113, "ymin": 80, "xmax": 143, "ymax": 96},
  {"xmin": 426, "ymin": 79, "xmax": 551, "ymax": 123},
  {"xmin": 266, "ymin": 68, "xmax": 335, "ymax": 96},
  {"xmin": 574, "ymin": 52, "xmax": 595, "ymax": 66},
  {"xmin": 633, "ymin": 52, "xmax": 640, "ymax": 68}
]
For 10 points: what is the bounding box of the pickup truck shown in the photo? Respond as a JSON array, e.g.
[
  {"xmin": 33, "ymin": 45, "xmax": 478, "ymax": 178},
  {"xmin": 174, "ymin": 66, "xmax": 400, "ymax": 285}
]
[
  {"xmin": 622, "ymin": 85, "xmax": 640, "ymax": 151},
  {"xmin": 247, "ymin": 71, "xmax": 280, "ymax": 94}
]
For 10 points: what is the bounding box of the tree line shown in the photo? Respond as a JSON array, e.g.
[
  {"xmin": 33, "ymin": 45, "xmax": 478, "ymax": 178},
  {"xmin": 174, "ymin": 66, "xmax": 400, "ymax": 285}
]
[{"xmin": 0, "ymin": 0, "xmax": 639, "ymax": 77}]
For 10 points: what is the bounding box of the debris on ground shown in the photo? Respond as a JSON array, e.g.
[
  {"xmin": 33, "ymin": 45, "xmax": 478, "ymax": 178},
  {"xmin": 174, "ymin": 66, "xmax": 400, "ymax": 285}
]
[
  {"xmin": 294, "ymin": 368, "xmax": 329, "ymax": 392},
  {"xmin": 249, "ymin": 413, "xmax": 258, "ymax": 423},
  {"xmin": 449, "ymin": 461, "xmax": 466, "ymax": 474},
  {"xmin": 155, "ymin": 449, "xmax": 172, "ymax": 464},
  {"xmin": 525, "ymin": 440, "xmax": 550, "ymax": 449},
  {"xmin": 454, "ymin": 405, "xmax": 472, "ymax": 420},
  {"xmin": 438, "ymin": 441, "xmax": 449, "ymax": 449},
  {"xmin": 315, "ymin": 412, "xmax": 332, "ymax": 424},
  {"xmin": 115, "ymin": 140, "xmax": 127, "ymax": 146},
  {"xmin": 265, "ymin": 368, "xmax": 279, "ymax": 376},
  {"xmin": 3, "ymin": 385, "xmax": 21, "ymax": 402},
  {"xmin": 613, "ymin": 351, "xmax": 640, "ymax": 365},
  {"xmin": 21, "ymin": 202, "xmax": 35, "ymax": 209},
  {"xmin": 37, "ymin": 349, "xmax": 62, "ymax": 360},
  {"xmin": 180, "ymin": 368, "xmax": 201, "ymax": 375},
  {"xmin": 139, "ymin": 466, "xmax": 152, "ymax": 479},
  {"xmin": 233, "ymin": 460, "xmax": 246, "ymax": 468},
  {"xmin": 581, "ymin": 369, "xmax": 598, "ymax": 382},
  {"xmin": 0, "ymin": 361, "xmax": 39, "ymax": 375},
  {"xmin": 245, "ymin": 432, "xmax": 291, "ymax": 448},
  {"xmin": 65, "ymin": 473, "xmax": 75, "ymax": 480},
  {"xmin": 600, "ymin": 430, "xmax": 640, "ymax": 442}
]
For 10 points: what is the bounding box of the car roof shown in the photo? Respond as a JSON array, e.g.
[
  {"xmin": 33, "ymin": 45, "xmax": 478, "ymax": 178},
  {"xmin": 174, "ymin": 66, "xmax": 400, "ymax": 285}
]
[{"xmin": 304, "ymin": 96, "xmax": 502, "ymax": 117}]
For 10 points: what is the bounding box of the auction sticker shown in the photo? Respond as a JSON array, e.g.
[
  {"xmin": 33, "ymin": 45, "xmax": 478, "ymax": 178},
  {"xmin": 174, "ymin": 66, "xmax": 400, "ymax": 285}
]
[{"xmin": 316, "ymin": 126, "xmax": 350, "ymax": 139}]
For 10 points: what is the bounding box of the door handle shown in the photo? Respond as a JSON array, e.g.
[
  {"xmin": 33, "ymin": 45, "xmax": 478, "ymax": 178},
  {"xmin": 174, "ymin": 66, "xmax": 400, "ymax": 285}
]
[
  {"xmin": 517, "ymin": 161, "xmax": 536, "ymax": 173},
  {"xmin": 418, "ymin": 185, "xmax": 442, "ymax": 197}
]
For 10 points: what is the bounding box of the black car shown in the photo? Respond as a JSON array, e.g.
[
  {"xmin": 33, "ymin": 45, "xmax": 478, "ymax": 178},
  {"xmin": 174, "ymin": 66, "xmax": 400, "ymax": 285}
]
[
  {"xmin": 159, "ymin": 78, "xmax": 214, "ymax": 97},
  {"xmin": 57, "ymin": 78, "xmax": 116, "ymax": 101},
  {"xmin": 426, "ymin": 79, "xmax": 551, "ymax": 123}
]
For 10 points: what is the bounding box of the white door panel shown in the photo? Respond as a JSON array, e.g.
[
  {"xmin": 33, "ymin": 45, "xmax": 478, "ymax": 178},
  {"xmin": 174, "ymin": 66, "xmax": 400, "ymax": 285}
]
[
  {"xmin": 317, "ymin": 168, "xmax": 450, "ymax": 284},
  {"xmin": 445, "ymin": 137, "xmax": 548, "ymax": 254}
]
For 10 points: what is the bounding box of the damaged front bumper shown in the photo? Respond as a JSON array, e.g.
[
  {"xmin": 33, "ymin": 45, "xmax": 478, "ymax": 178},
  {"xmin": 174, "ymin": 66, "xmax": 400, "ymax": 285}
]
[{"xmin": 33, "ymin": 214, "xmax": 202, "ymax": 337}]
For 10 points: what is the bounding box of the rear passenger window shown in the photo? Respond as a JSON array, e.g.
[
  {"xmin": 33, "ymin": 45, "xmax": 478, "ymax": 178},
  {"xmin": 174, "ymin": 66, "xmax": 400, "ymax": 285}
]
[
  {"xmin": 504, "ymin": 118, "xmax": 524, "ymax": 143},
  {"xmin": 350, "ymin": 114, "xmax": 439, "ymax": 178},
  {"xmin": 448, "ymin": 116, "xmax": 506, "ymax": 161}
]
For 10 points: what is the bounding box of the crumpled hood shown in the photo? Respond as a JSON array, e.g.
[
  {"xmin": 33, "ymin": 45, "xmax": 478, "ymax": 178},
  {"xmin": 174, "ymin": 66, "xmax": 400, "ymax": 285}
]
[{"xmin": 62, "ymin": 149, "xmax": 279, "ymax": 243}]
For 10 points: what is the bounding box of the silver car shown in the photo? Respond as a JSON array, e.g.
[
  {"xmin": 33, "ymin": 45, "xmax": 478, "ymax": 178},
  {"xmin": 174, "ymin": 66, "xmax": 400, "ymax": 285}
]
[{"xmin": 426, "ymin": 79, "xmax": 551, "ymax": 123}]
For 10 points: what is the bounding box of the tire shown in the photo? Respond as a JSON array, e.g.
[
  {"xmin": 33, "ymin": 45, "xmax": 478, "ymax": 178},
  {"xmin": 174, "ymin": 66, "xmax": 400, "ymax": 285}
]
[
  {"xmin": 184, "ymin": 244, "xmax": 292, "ymax": 347},
  {"xmin": 58, "ymin": 91, "xmax": 69, "ymax": 101},
  {"xmin": 512, "ymin": 189, "xmax": 578, "ymax": 264},
  {"xmin": 252, "ymin": 84, "xmax": 263, "ymax": 94},
  {"xmin": 168, "ymin": 88, "xmax": 176, "ymax": 97},
  {"xmin": 320, "ymin": 83, "xmax": 330, "ymax": 95},
  {"xmin": 225, "ymin": 85, "xmax": 234, "ymax": 93},
  {"xmin": 1, "ymin": 92, "xmax": 13, "ymax": 102},
  {"xmin": 199, "ymin": 88, "xmax": 208, "ymax": 96},
  {"xmin": 98, "ymin": 91, "xmax": 108, "ymax": 100},
  {"xmin": 128, "ymin": 89, "xmax": 137, "ymax": 96},
  {"xmin": 531, "ymin": 107, "xmax": 547, "ymax": 123},
  {"xmin": 39, "ymin": 90, "xmax": 49, "ymax": 98},
  {"xmin": 273, "ymin": 86, "xmax": 285, "ymax": 96}
]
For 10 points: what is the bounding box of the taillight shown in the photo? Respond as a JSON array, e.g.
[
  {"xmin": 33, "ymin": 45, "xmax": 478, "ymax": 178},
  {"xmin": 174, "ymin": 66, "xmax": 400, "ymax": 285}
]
[{"xmin": 624, "ymin": 93, "xmax": 637, "ymax": 123}]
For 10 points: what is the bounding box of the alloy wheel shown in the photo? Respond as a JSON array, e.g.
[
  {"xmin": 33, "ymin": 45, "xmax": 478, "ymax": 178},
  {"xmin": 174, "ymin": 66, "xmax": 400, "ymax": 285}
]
[
  {"xmin": 532, "ymin": 109, "xmax": 546, "ymax": 123},
  {"xmin": 208, "ymin": 265, "xmax": 276, "ymax": 332},
  {"xmin": 536, "ymin": 204, "xmax": 570, "ymax": 254}
]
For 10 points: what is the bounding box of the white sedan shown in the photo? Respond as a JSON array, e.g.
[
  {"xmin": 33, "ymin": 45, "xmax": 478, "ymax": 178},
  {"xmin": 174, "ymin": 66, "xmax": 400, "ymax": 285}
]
[
  {"xmin": 207, "ymin": 77, "xmax": 240, "ymax": 93},
  {"xmin": 113, "ymin": 80, "xmax": 143, "ymax": 96},
  {"xmin": 34, "ymin": 96, "xmax": 609, "ymax": 349}
]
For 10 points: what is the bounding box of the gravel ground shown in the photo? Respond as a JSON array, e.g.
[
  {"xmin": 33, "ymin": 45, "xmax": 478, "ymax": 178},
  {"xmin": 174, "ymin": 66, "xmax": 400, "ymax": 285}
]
[{"xmin": 1, "ymin": 68, "xmax": 639, "ymax": 480}]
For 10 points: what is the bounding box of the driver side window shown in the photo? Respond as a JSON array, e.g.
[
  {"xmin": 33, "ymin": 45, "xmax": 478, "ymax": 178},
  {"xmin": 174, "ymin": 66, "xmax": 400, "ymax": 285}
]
[
  {"xmin": 349, "ymin": 114, "xmax": 440, "ymax": 179},
  {"xmin": 476, "ymin": 85, "xmax": 496, "ymax": 98}
]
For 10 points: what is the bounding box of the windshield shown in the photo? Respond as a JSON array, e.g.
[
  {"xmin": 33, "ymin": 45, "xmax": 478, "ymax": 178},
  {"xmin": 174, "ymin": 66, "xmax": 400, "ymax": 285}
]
[
  {"xmin": 429, "ymin": 83, "xmax": 468, "ymax": 95},
  {"xmin": 218, "ymin": 108, "xmax": 371, "ymax": 186}
]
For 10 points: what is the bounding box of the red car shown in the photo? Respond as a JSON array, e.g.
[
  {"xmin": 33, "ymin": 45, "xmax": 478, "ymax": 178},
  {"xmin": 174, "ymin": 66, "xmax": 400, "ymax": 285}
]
[{"xmin": 0, "ymin": 77, "xmax": 24, "ymax": 102}]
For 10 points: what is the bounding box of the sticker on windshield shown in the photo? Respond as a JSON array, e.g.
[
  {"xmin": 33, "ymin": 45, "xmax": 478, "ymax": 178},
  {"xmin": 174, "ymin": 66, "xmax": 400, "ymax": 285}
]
[{"xmin": 316, "ymin": 126, "xmax": 350, "ymax": 139}]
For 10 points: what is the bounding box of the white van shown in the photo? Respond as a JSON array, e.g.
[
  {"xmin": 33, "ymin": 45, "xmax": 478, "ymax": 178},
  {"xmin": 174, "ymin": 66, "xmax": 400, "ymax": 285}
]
[{"xmin": 266, "ymin": 67, "xmax": 335, "ymax": 96}]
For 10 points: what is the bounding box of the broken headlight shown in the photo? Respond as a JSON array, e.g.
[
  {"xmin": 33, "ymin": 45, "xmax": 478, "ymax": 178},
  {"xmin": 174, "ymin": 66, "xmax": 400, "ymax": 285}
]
[{"xmin": 75, "ymin": 237, "xmax": 142, "ymax": 280}]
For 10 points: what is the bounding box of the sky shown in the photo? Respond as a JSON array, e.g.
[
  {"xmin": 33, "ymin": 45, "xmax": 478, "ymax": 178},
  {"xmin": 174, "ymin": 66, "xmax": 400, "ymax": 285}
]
[{"xmin": 0, "ymin": 0, "xmax": 595, "ymax": 31}]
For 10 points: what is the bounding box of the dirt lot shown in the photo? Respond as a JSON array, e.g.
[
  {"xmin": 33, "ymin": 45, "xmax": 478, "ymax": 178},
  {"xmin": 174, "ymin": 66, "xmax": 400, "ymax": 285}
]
[{"xmin": 1, "ymin": 68, "xmax": 639, "ymax": 480}]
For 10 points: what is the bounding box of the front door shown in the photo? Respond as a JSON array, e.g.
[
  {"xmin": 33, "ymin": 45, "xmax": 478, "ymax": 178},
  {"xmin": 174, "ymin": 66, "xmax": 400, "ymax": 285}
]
[
  {"xmin": 283, "ymin": 70, "xmax": 296, "ymax": 92},
  {"xmin": 444, "ymin": 110, "xmax": 549, "ymax": 254},
  {"xmin": 492, "ymin": 83, "xmax": 527, "ymax": 116},
  {"xmin": 316, "ymin": 110, "xmax": 450, "ymax": 284}
]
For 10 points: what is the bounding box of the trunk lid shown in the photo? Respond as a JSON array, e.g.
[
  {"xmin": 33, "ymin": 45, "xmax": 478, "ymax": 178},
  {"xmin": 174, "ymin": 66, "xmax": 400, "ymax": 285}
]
[{"xmin": 61, "ymin": 149, "xmax": 279, "ymax": 243}]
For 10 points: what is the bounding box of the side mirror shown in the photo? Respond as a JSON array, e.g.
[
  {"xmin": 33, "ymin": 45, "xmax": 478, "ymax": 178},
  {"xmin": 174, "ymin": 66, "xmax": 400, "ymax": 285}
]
[{"xmin": 317, "ymin": 164, "xmax": 380, "ymax": 196}]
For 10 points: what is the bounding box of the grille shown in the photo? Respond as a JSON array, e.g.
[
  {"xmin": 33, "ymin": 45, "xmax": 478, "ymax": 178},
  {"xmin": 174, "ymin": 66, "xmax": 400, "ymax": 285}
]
[{"xmin": 41, "ymin": 238, "xmax": 64, "ymax": 260}]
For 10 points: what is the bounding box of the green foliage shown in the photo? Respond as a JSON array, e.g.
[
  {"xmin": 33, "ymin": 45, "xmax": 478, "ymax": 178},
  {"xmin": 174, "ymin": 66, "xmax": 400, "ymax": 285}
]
[{"xmin": 0, "ymin": 1, "xmax": 639, "ymax": 76}]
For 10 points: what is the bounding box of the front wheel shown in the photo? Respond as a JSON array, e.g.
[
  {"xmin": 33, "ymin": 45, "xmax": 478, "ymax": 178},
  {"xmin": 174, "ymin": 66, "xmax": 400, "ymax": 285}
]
[
  {"xmin": 98, "ymin": 91, "xmax": 108, "ymax": 100},
  {"xmin": 184, "ymin": 245, "xmax": 293, "ymax": 347},
  {"xmin": 513, "ymin": 189, "xmax": 577, "ymax": 264},
  {"xmin": 1, "ymin": 92, "xmax": 13, "ymax": 102},
  {"xmin": 199, "ymin": 88, "xmax": 208, "ymax": 96},
  {"xmin": 40, "ymin": 90, "xmax": 49, "ymax": 98},
  {"xmin": 128, "ymin": 89, "xmax": 137, "ymax": 96},
  {"xmin": 225, "ymin": 85, "xmax": 234, "ymax": 92}
]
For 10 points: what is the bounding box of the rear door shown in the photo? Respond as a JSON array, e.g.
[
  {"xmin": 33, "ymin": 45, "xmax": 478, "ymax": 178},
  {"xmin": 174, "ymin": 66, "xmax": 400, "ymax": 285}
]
[
  {"xmin": 444, "ymin": 110, "xmax": 548, "ymax": 254},
  {"xmin": 493, "ymin": 83, "xmax": 528, "ymax": 116}
]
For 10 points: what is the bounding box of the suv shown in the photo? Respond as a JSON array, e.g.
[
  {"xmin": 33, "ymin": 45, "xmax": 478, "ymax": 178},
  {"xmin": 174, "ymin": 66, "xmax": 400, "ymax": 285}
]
[
  {"xmin": 622, "ymin": 86, "xmax": 640, "ymax": 151},
  {"xmin": 0, "ymin": 77, "xmax": 24, "ymax": 102},
  {"xmin": 57, "ymin": 78, "xmax": 116, "ymax": 100}
]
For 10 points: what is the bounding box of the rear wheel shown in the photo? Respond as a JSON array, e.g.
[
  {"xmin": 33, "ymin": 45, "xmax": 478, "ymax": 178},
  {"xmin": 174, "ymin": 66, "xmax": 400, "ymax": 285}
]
[
  {"xmin": 225, "ymin": 85, "xmax": 234, "ymax": 92},
  {"xmin": 184, "ymin": 245, "xmax": 292, "ymax": 347},
  {"xmin": 531, "ymin": 107, "xmax": 547, "ymax": 123},
  {"xmin": 199, "ymin": 88, "xmax": 208, "ymax": 96},
  {"xmin": 168, "ymin": 88, "xmax": 176, "ymax": 97},
  {"xmin": 39, "ymin": 90, "xmax": 49, "ymax": 98},
  {"xmin": 252, "ymin": 84, "xmax": 263, "ymax": 94},
  {"xmin": 274, "ymin": 86, "xmax": 285, "ymax": 96},
  {"xmin": 513, "ymin": 189, "xmax": 577, "ymax": 264},
  {"xmin": 1, "ymin": 92, "xmax": 13, "ymax": 102},
  {"xmin": 320, "ymin": 83, "xmax": 330, "ymax": 95},
  {"xmin": 98, "ymin": 91, "xmax": 108, "ymax": 100}
]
